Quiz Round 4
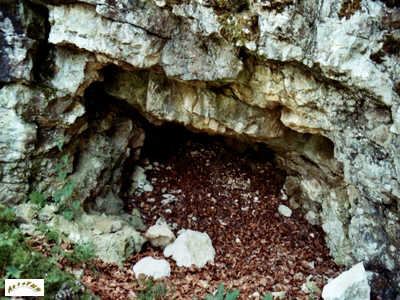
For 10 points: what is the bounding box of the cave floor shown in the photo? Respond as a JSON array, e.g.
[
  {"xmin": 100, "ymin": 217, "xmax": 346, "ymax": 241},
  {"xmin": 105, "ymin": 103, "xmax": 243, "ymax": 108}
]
[
  {"xmin": 120, "ymin": 136, "xmax": 343, "ymax": 299},
  {"xmin": 41, "ymin": 135, "xmax": 344, "ymax": 299}
]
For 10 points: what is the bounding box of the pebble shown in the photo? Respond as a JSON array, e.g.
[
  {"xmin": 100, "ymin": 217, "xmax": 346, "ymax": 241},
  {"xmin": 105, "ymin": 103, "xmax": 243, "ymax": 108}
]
[
  {"xmin": 251, "ymin": 292, "xmax": 260, "ymax": 297},
  {"xmin": 278, "ymin": 204, "xmax": 292, "ymax": 217}
]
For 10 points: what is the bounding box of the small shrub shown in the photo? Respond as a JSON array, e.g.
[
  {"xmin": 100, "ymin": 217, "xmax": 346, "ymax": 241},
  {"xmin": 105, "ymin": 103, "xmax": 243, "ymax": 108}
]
[
  {"xmin": 46, "ymin": 230, "xmax": 60, "ymax": 244},
  {"xmin": 29, "ymin": 135, "xmax": 79, "ymax": 220},
  {"xmin": 64, "ymin": 241, "xmax": 96, "ymax": 265},
  {"xmin": 138, "ymin": 279, "xmax": 167, "ymax": 300},
  {"xmin": 263, "ymin": 293, "xmax": 273, "ymax": 300},
  {"xmin": 0, "ymin": 206, "xmax": 94, "ymax": 298},
  {"xmin": 29, "ymin": 191, "xmax": 46, "ymax": 209},
  {"xmin": 204, "ymin": 283, "xmax": 239, "ymax": 300}
]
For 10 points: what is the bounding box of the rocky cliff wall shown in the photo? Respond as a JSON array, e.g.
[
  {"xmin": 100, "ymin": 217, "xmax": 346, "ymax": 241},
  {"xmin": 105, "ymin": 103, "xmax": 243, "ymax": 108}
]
[{"xmin": 1, "ymin": 0, "xmax": 400, "ymax": 286}]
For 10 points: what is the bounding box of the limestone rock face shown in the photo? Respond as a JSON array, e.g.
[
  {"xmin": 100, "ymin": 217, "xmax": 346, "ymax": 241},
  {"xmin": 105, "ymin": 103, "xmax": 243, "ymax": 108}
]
[
  {"xmin": 1, "ymin": 0, "xmax": 400, "ymax": 288},
  {"xmin": 48, "ymin": 4, "xmax": 164, "ymax": 68},
  {"xmin": 0, "ymin": 0, "xmax": 46, "ymax": 82}
]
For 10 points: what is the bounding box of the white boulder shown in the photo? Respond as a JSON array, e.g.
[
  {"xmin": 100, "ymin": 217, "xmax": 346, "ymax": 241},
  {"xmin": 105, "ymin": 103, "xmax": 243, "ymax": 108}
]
[
  {"xmin": 278, "ymin": 204, "xmax": 292, "ymax": 217},
  {"xmin": 163, "ymin": 229, "xmax": 215, "ymax": 268},
  {"xmin": 145, "ymin": 218, "xmax": 176, "ymax": 248},
  {"xmin": 133, "ymin": 256, "xmax": 171, "ymax": 279},
  {"xmin": 322, "ymin": 262, "xmax": 370, "ymax": 300}
]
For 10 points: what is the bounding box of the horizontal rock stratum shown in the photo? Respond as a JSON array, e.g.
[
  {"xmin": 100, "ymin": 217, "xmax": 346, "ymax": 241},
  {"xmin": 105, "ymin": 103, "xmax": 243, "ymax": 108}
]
[{"xmin": 1, "ymin": 0, "xmax": 400, "ymax": 294}]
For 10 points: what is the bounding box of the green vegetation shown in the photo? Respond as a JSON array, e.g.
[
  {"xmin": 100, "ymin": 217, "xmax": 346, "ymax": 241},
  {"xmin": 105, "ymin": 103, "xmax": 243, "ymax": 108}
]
[
  {"xmin": 29, "ymin": 135, "xmax": 79, "ymax": 221},
  {"xmin": 204, "ymin": 283, "xmax": 239, "ymax": 300},
  {"xmin": 65, "ymin": 242, "xmax": 96, "ymax": 265},
  {"xmin": 138, "ymin": 279, "xmax": 167, "ymax": 300},
  {"xmin": 263, "ymin": 293, "xmax": 273, "ymax": 300},
  {"xmin": 0, "ymin": 205, "xmax": 95, "ymax": 299},
  {"xmin": 204, "ymin": 284, "xmax": 274, "ymax": 300}
]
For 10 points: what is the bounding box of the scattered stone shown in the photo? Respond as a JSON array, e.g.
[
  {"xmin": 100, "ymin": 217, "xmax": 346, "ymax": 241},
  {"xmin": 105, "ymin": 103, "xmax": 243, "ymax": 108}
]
[
  {"xmin": 278, "ymin": 205, "xmax": 292, "ymax": 217},
  {"xmin": 72, "ymin": 269, "xmax": 84, "ymax": 280},
  {"xmin": 130, "ymin": 166, "xmax": 154, "ymax": 194},
  {"xmin": 161, "ymin": 193, "xmax": 178, "ymax": 205},
  {"xmin": 302, "ymin": 278, "xmax": 320, "ymax": 295},
  {"xmin": 272, "ymin": 291, "xmax": 286, "ymax": 299},
  {"xmin": 322, "ymin": 262, "xmax": 370, "ymax": 300},
  {"xmin": 163, "ymin": 229, "xmax": 215, "ymax": 268},
  {"xmin": 251, "ymin": 291, "xmax": 260, "ymax": 297},
  {"xmin": 145, "ymin": 218, "xmax": 176, "ymax": 248},
  {"xmin": 133, "ymin": 257, "xmax": 171, "ymax": 279}
]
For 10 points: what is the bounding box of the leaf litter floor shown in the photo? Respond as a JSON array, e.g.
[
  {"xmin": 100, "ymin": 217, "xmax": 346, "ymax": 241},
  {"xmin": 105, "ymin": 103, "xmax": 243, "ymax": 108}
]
[
  {"xmin": 34, "ymin": 133, "xmax": 344, "ymax": 299},
  {"xmin": 120, "ymin": 134, "xmax": 343, "ymax": 299}
]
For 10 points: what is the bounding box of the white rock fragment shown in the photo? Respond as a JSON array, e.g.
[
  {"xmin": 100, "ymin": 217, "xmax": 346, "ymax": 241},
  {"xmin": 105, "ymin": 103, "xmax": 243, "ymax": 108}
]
[
  {"xmin": 161, "ymin": 193, "xmax": 178, "ymax": 205},
  {"xmin": 278, "ymin": 204, "xmax": 292, "ymax": 217},
  {"xmin": 131, "ymin": 166, "xmax": 153, "ymax": 193},
  {"xmin": 251, "ymin": 291, "xmax": 260, "ymax": 297},
  {"xmin": 272, "ymin": 291, "xmax": 286, "ymax": 299},
  {"xmin": 145, "ymin": 218, "xmax": 176, "ymax": 248},
  {"xmin": 153, "ymin": 0, "xmax": 166, "ymax": 7},
  {"xmin": 322, "ymin": 262, "xmax": 370, "ymax": 300},
  {"xmin": 133, "ymin": 256, "xmax": 171, "ymax": 279},
  {"xmin": 163, "ymin": 229, "xmax": 215, "ymax": 268}
]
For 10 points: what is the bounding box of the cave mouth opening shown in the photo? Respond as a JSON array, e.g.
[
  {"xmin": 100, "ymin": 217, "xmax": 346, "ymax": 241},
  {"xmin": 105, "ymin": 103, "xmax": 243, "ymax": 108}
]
[
  {"xmin": 81, "ymin": 78, "xmax": 345, "ymax": 298},
  {"xmin": 119, "ymin": 117, "xmax": 346, "ymax": 299}
]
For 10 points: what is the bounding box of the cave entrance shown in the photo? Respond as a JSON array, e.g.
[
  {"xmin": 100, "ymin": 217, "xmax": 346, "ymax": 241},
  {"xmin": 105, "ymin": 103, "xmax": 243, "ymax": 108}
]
[
  {"xmin": 124, "ymin": 121, "xmax": 343, "ymax": 298},
  {"xmin": 82, "ymin": 78, "xmax": 344, "ymax": 298}
]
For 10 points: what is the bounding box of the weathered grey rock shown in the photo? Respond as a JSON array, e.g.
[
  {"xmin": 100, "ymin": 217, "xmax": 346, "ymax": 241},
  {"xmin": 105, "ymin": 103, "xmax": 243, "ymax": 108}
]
[
  {"xmin": 161, "ymin": 27, "xmax": 243, "ymax": 81},
  {"xmin": 0, "ymin": 0, "xmax": 46, "ymax": 83},
  {"xmin": 93, "ymin": 191, "xmax": 124, "ymax": 215},
  {"xmin": 14, "ymin": 202, "xmax": 37, "ymax": 223},
  {"xmin": 95, "ymin": 0, "xmax": 178, "ymax": 38},
  {"xmin": 145, "ymin": 218, "xmax": 176, "ymax": 248},
  {"xmin": 163, "ymin": 229, "xmax": 215, "ymax": 268},
  {"xmin": 322, "ymin": 262, "xmax": 370, "ymax": 300},
  {"xmin": 104, "ymin": 69, "xmax": 285, "ymax": 140},
  {"xmin": 48, "ymin": 4, "xmax": 164, "ymax": 68},
  {"xmin": 49, "ymin": 47, "xmax": 103, "ymax": 96},
  {"xmin": 133, "ymin": 256, "xmax": 171, "ymax": 279},
  {"xmin": 172, "ymin": 2, "xmax": 220, "ymax": 37},
  {"xmin": 47, "ymin": 212, "xmax": 146, "ymax": 264}
]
